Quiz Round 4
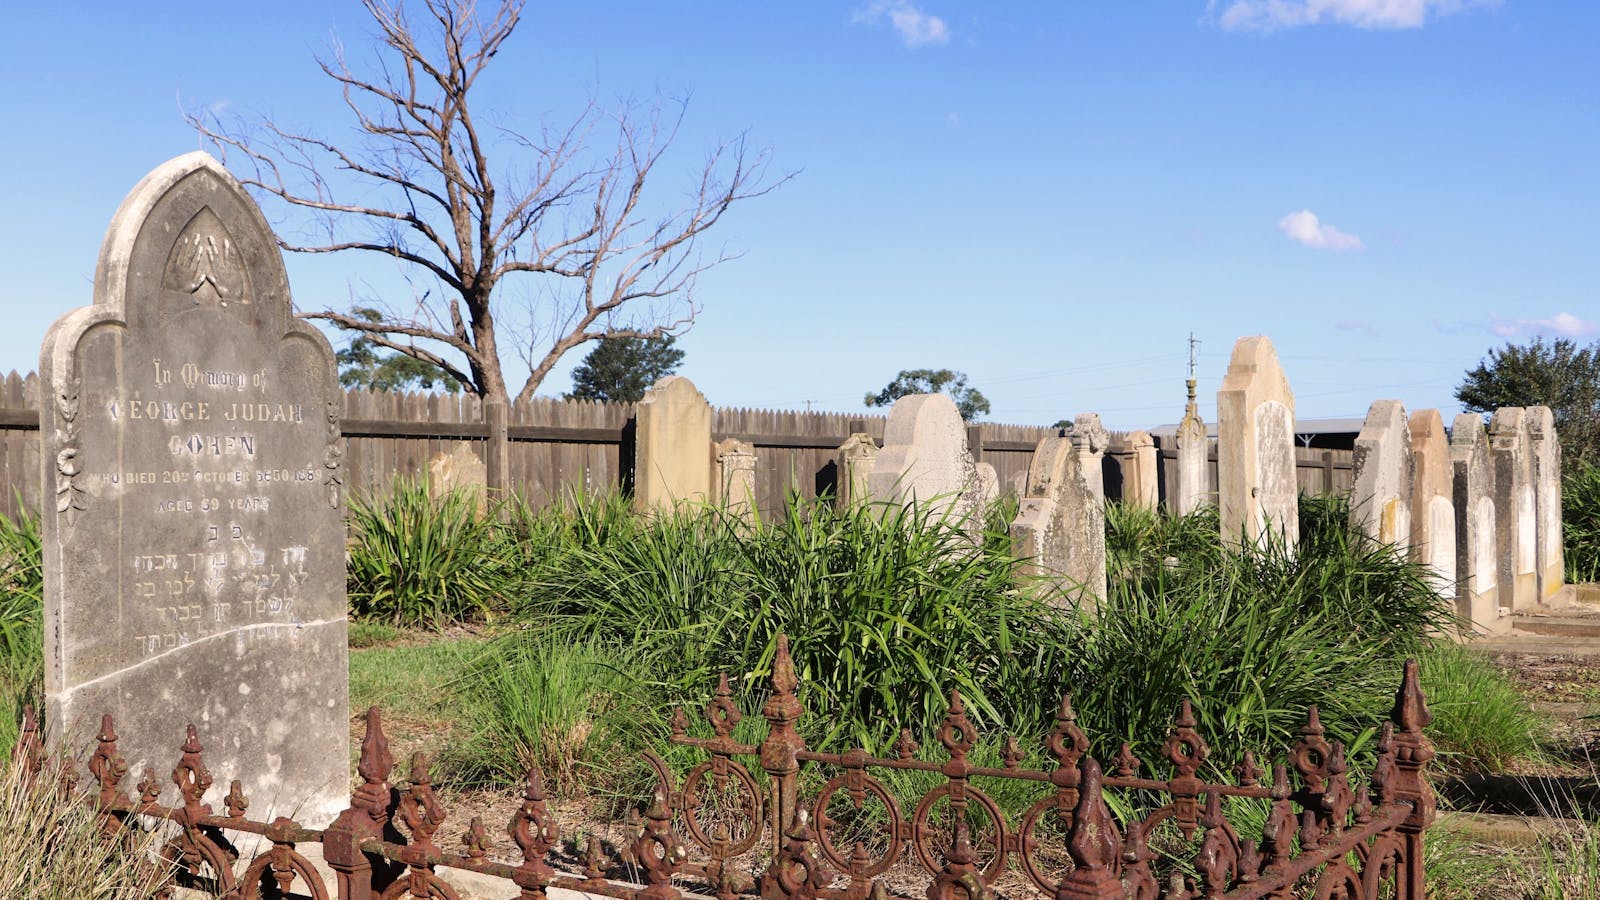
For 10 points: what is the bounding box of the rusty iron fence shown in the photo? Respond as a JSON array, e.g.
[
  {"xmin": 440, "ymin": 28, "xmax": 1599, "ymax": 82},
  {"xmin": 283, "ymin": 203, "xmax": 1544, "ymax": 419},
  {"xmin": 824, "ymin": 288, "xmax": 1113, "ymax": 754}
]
[{"xmin": 18, "ymin": 635, "xmax": 1432, "ymax": 899}]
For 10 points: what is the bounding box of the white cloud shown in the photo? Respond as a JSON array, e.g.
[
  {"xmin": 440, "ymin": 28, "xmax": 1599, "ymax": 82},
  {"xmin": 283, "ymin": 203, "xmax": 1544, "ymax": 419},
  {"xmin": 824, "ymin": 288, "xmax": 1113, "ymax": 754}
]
[
  {"xmin": 854, "ymin": 1, "xmax": 950, "ymax": 47},
  {"xmin": 1213, "ymin": 0, "xmax": 1496, "ymax": 32},
  {"xmin": 1277, "ymin": 210, "xmax": 1366, "ymax": 252},
  {"xmin": 1489, "ymin": 312, "xmax": 1600, "ymax": 339}
]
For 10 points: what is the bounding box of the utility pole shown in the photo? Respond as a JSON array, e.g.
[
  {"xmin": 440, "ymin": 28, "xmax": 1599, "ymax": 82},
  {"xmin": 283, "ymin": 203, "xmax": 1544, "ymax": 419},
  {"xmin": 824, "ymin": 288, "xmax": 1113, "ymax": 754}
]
[{"xmin": 1185, "ymin": 332, "xmax": 1201, "ymax": 418}]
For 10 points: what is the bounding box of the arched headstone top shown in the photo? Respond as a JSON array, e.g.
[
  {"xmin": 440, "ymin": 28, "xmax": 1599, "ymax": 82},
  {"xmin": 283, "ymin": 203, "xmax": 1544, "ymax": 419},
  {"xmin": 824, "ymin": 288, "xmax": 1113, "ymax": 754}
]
[
  {"xmin": 882, "ymin": 393, "xmax": 964, "ymax": 448},
  {"xmin": 641, "ymin": 374, "xmax": 709, "ymax": 408},
  {"xmin": 91, "ymin": 152, "xmax": 297, "ymax": 338},
  {"xmin": 1219, "ymin": 335, "xmax": 1293, "ymax": 404}
]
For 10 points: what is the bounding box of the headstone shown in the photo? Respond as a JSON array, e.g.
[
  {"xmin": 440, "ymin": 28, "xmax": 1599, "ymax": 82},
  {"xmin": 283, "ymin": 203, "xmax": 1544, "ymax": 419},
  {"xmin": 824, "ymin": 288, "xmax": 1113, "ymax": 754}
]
[
  {"xmin": 1010, "ymin": 431, "xmax": 1105, "ymax": 606},
  {"xmin": 1450, "ymin": 414, "xmax": 1502, "ymax": 633},
  {"xmin": 633, "ymin": 375, "xmax": 712, "ymax": 512},
  {"xmin": 1527, "ymin": 406, "xmax": 1566, "ymax": 603},
  {"xmin": 835, "ymin": 433, "xmax": 878, "ymax": 508},
  {"xmin": 1072, "ymin": 413, "xmax": 1110, "ymax": 508},
  {"xmin": 40, "ymin": 153, "xmax": 348, "ymax": 826},
  {"xmin": 1216, "ymin": 336, "xmax": 1298, "ymax": 548},
  {"xmin": 1122, "ymin": 430, "xmax": 1159, "ymax": 509},
  {"xmin": 974, "ymin": 462, "xmax": 1000, "ymax": 509},
  {"xmin": 427, "ymin": 443, "xmax": 487, "ymax": 511},
  {"xmin": 867, "ymin": 394, "xmax": 984, "ymax": 529},
  {"xmin": 712, "ymin": 437, "xmax": 757, "ymax": 522},
  {"xmin": 1407, "ymin": 410, "xmax": 1454, "ymax": 592},
  {"xmin": 1489, "ymin": 407, "xmax": 1537, "ymax": 611},
  {"xmin": 1173, "ymin": 389, "xmax": 1209, "ymax": 515},
  {"xmin": 1349, "ymin": 400, "xmax": 1413, "ymax": 549}
]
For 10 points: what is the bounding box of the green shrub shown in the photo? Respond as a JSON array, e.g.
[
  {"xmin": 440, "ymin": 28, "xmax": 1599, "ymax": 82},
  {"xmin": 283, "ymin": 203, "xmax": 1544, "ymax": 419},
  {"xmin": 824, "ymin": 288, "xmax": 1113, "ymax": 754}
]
[
  {"xmin": 1566, "ymin": 459, "xmax": 1600, "ymax": 583},
  {"xmin": 346, "ymin": 479, "xmax": 507, "ymax": 626}
]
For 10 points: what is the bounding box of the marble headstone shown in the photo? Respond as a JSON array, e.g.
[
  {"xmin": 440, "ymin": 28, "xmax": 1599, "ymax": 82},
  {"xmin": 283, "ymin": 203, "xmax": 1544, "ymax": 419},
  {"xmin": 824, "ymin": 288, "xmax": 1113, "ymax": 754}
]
[
  {"xmin": 1010, "ymin": 431, "xmax": 1105, "ymax": 606},
  {"xmin": 867, "ymin": 394, "xmax": 985, "ymax": 530},
  {"xmin": 835, "ymin": 432, "xmax": 879, "ymax": 508},
  {"xmin": 1450, "ymin": 414, "xmax": 1501, "ymax": 633},
  {"xmin": 1350, "ymin": 400, "xmax": 1413, "ymax": 549},
  {"xmin": 1217, "ymin": 336, "xmax": 1298, "ymax": 548},
  {"xmin": 1489, "ymin": 407, "xmax": 1536, "ymax": 612},
  {"xmin": 1173, "ymin": 401, "xmax": 1209, "ymax": 515},
  {"xmin": 712, "ymin": 437, "xmax": 757, "ymax": 522},
  {"xmin": 40, "ymin": 152, "xmax": 348, "ymax": 826},
  {"xmin": 1527, "ymin": 406, "xmax": 1565, "ymax": 603},
  {"xmin": 633, "ymin": 375, "xmax": 712, "ymax": 512},
  {"xmin": 1407, "ymin": 409, "xmax": 1454, "ymax": 593}
]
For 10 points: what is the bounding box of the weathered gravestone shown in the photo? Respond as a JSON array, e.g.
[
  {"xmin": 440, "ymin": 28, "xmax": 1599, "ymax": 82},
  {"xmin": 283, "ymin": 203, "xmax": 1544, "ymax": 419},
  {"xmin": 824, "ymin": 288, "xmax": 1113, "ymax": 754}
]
[
  {"xmin": 40, "ymin": 152, "xmax": 348, "ymax": 826},
  {"xmin": 1407, "ymin": 410, "xmax": 1455, "ymax": 593},
  {"xmin": 1527, "ymin": 406, "xmax": 1566, "ymax": 604},
  {"xmin": 1072, "ymin": 413, "xmax": 1111, "ymax": 507},
  {"xmin": 428, "ymin": 442, "xmax": 488, "ymax": 511},
  {"xmin": 1173, "ymin": 385, "xmax": 1209, "ymax": 515},
  {"xmin": 1217, "ymin": 336, "xmax": 1297, "ymax": 548},
  {"xmin": 1490, "ymin": 407, "xmax": 1537, "ymax": 612},
  {"xmin": 1010, "ymin": 431, "xmax": 1105, "ymax": 606},
  {"xmin": 712, "ymin": 437, "xmax": 757, "ymax": 522},
  {"xmin": 1350, "ymin": 400, "xmax": 1413, "ymax": 549},
  {"xmin": 867, "ymin": 394, "xmax": 985, "ymax": 530},
  {"xmin": 633, "ymin": 375, "xmax": 712, "ymax": 512},
  {"xmin": 1107, "ymin": 430, "xmax": 1159, "ymax": 510},
  {"xmin": 834, "ymin": 432, "xmax": 879, "ymax": 508},
  {"xmin": 1450, "ymin": 414, "xmax": 1502, "ymax": 633}
]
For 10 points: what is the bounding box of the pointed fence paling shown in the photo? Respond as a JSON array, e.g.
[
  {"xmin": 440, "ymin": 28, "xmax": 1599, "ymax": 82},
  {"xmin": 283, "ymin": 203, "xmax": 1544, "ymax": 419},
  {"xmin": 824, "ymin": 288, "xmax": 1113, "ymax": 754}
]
[{"xmin": 14, "ymin": 635, "xmax": 1433, "ymax": 900}]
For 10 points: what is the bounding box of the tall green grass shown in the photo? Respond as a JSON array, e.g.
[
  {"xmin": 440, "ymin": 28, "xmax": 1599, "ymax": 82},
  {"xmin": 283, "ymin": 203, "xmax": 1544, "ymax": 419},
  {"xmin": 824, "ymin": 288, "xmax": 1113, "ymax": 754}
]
[
  {"xmin": 1069, "ymin": 494, "xmax": 1456, "ymax": 768},
  {"xmin": 0, "ymin": 508, "xmax": 41, "ymax": 759},
  {"xmin": 505, "ymin": 490, "xmax": 1525, "ymax": 778},
  {"xmin": 1565, "ymin": 459, "xmax": 1600, "ymax": 584},
  {"xmin": 519, "ymin": 494, "xmax": 1062, "ymax": 752},
  {"xmin": 346, "ymin": 479, "xmax": 506, "ymax": 626}
]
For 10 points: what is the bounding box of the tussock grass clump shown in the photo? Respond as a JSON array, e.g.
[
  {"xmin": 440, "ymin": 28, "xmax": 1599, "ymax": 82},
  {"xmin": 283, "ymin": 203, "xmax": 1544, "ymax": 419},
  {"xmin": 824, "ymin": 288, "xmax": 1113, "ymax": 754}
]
[
  {"xmin": 458, "ymin": 635, "xmax": 661, "ymax": 795},
  {"xmin": 1566, "ymin": 460, "xmax": 1600, "ymax": 584},
  {"xmin": 1073, "ymin": 495, "xmax": 1457, "ymax": 769},
  {"xmin": 519, "ymin": 494, "xmax": 1060, "ymax": 753},
  {"xmin": 347, "ymin": 479, "xmax": 505, "ymax": 626},
  {"xmin": 1419, "ymin": 642, "xmax": 1543, "ymax": 773},
  {"xmin": 0, "ymin": 755, "xmax": 169, "ymax": 897},
  {"xmin": 0, "ymin": 508, "xmax": 41, "ymax": 759}
]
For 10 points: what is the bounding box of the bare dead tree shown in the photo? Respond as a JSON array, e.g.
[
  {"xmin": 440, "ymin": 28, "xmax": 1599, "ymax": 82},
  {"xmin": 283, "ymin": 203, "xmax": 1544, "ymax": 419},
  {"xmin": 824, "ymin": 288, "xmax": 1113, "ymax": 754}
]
[{"xmin": 188, "ymin": 0, "xmax": 779, "ymax": 408}]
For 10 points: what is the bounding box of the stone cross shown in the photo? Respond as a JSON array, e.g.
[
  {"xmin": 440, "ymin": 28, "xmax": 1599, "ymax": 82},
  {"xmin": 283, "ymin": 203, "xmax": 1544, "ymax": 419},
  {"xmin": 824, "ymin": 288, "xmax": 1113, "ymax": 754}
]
[
  {"xmin": 632, "ymin": 375, "xmax": 712, "ymax": 512},
  {"xmin": 1489, "ymin": 407, "xmax": 1537, "ymax": 612},
  {"xmin": 1216, "ymin": 336, "xmax": 1298, "ymax": 549},
  {"xmin": 1350, "ymin": 400, "xmax": 1413, "ymax": 549},
  {"xmin": 40, "ymin": 153, "xmax": 348, "ymax": 826},
  {"xmin": 1009, "ymin": 430, "xmax": 1106, "ymax": 606},
  {"xmin": 1450, "ymin": 414, "xmax": 1502, "ymax": 633},
  {"xmin": 1406, "ymin": 409, "xmax": 1454, "ymax": 593},
  {"xmin": 1527, "ymin": 406, "xmax": 1566, "ymax": 604}
]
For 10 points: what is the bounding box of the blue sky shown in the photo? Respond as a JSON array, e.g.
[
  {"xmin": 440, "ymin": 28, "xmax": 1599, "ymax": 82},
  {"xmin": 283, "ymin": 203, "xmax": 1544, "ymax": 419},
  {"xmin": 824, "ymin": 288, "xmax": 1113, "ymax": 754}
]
[{"xmin": 2, "ymin": 1, "xmax": 1595, "ymax": 429}]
